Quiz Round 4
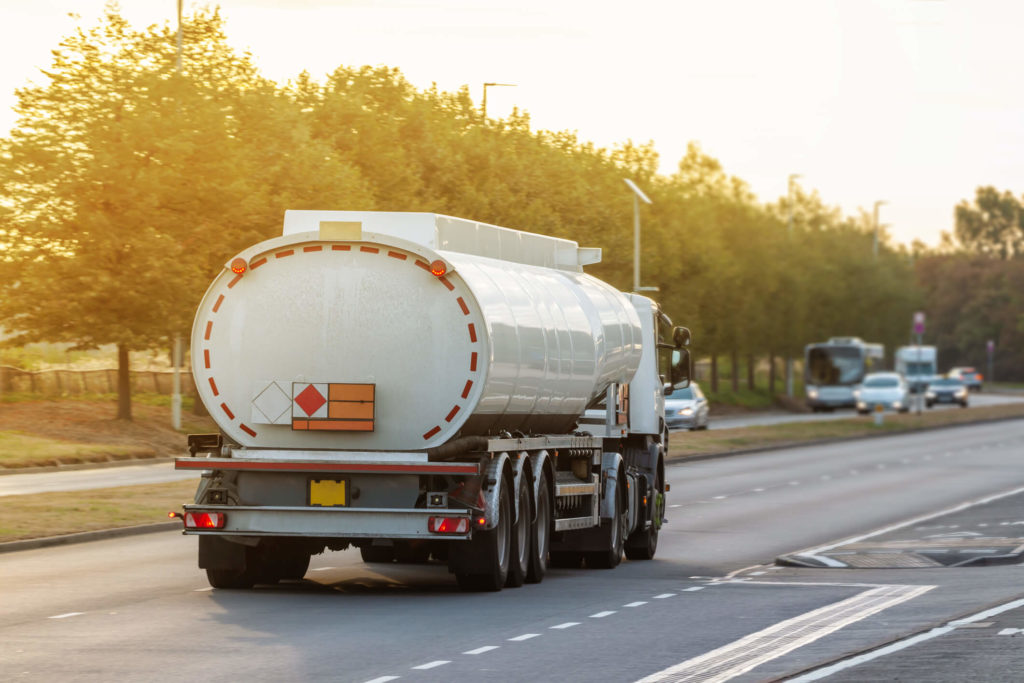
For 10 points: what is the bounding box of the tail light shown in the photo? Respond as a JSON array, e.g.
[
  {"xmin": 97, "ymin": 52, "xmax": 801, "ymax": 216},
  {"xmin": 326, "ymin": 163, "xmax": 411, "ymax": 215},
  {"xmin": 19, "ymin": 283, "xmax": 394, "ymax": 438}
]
[
  {"xmin": 184, "ymin": 512, "xmax": 227, "ymax": 529},
  {"xmin": 428, "ymin": 517, "xmax": 469, "ymax": 534}
]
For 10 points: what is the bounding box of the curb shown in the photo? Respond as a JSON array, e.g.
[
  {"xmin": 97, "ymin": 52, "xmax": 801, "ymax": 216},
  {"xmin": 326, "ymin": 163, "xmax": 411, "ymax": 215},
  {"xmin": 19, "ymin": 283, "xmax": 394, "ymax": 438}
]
[
  {"xmin": 0, "ymin": 456, "xmax": 175, "ymax": 476},
  {"xmin": 666, "ymin": 413, "xmax": 1024, "ymax": 464},
  {"xmin": 0, "ymin": 521, "xmax": 181, "ymax": 554}
]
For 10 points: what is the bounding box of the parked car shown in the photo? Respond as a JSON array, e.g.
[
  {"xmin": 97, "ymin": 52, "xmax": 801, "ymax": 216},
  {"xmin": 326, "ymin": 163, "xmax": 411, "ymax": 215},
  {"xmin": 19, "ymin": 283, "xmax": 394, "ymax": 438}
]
[
  {"xmin": 665, "ymin": 381, "xmax": 710, "ymax": 431},
  {"xmin": 854, "ymin": 372, "xmax": 910, "ymax": 414},
  {"xmin": 925, "ymin": 377, "xmax": 969, "ymax": 408},
  {"xmin": 948, "ymin": 366, "xmax": 983, "ymax": 392}
]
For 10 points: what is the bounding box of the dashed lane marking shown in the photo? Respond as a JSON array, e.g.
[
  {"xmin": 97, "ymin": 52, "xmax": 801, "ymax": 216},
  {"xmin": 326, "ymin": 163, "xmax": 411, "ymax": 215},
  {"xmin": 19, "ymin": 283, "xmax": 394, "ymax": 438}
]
[
  {"xmin": 713, "ymin": 495, "xmax": 727, "ymax": 500},
  {"xmin": 49, "ymin": 612, "xmax": 84, "ymax": 619},
  {"xmin": 654, "ymin": 593, "xmax": 676, "ymax": 599},
  {"xmin": 683, "ymin": 587, "xmax": 705, "ymax": 592},
  {"xmin": 624, "ymin": 601, "xmax": 648, "ymax": 607},
  {"xmin": 411, "ymin": 661, "xmax": 450, "ymax": 670},
  {"xmin": 364, "ymin": 677, "xmax": 399, "ymax": 683},
  {"xmin": 591, "ymin": 611, "xmax": 616, "ymax": 618},
  {"xmin": 551, "ymin": 622, "xmax": 580, "ymax": 630},
  {"xmin": 311, "ymin": 567, "xmax": 335, "ymax": 572},
  {"xmin": 508, "ymin": 633, "xmax": 540, "ymax": 641},
  {"xmin": 464, "ymin": 646, "xmax": 499, "ymax": 655},
  {"xmin": 999, "ymin": 628, "xmax": 1024, "ymax": 636}
]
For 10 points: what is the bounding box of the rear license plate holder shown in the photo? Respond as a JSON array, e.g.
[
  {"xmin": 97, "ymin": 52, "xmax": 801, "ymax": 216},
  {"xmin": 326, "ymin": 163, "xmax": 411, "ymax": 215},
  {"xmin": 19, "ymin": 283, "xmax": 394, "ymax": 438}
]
[{"xmin": 308, "ymin": 478, "xmax": 349, "ymax": 507}]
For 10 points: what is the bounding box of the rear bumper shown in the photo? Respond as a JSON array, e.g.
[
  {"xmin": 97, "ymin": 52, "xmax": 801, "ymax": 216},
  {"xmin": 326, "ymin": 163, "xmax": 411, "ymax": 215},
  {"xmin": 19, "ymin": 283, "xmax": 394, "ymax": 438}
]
[{"xmin": 181, "ymin": 504, "xmax": 472, "ymax": 539}]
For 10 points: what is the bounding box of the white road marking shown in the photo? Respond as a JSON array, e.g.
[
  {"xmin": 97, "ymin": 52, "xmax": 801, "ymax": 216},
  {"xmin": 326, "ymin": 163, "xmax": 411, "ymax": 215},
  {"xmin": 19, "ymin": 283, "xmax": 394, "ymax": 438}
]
[
  {"xmin": 999, "ymin": 628, "xmax": 1024, "ymax": 636},
  {"xmin": 624, "ymin": 601, "xmax": 648, "ymax": 607},
  {"xmin": 49, "ymin": 612, "xmax": 84, "ymax": 619},
  {"xmin": 713, "ymin": 495, "xmax": 727, "ymax": 500},
  {"xmin": 411, "ymin": 661, "xmax": 450, "ymax": 670},
  {"xmin": 683, "ymin": 587, "xmax": 705, "ymax": 592},
  {"xmin": 791, "ymin": 597, "xmax": 1024, "ymax": 681},
  {"xmin": 364, "ymin": 677, "xmax": 400, "ymax": 683},
  {"xmin": 551, "ymin": 622, "xmax": 579, "ymax": 629},
  {"xmin": 463, "ymin": 646, "xmax": 499, "ymax": 655},
  {"xmin": 670, "ymin": 504, "xmax": 682, "ymax": 508},
  {"xmin": 653, "ymin": 593, "xmax": 675, "ymax": 599},
  {"xmin": 636, "ymin": 584, "xmax": 933, "ymax": 683},
  {"xmin": 194, "ymin": 587, "xmax": 214, "ymax": 592},
  {"xmin": 311, "ymin": 567, "xmax": 334, "ymax": 572},
  {"xmin": 508, "ymin": 633, "xmax": 540, "ymax": 641},
  {"xmin": 749, "ymin": 571, "xmax": 766, "ymax": 576},
  {"xmin": 753, "ymin": 487, "xmax": 765, "ymax": 492},
  {"xmin": 590, "ymin": 611, "xmax": 616, "ymax": 618}
]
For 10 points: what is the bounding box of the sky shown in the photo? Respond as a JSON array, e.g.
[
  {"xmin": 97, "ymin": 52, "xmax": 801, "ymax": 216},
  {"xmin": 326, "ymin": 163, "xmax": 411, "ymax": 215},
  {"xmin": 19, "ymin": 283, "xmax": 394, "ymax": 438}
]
[{"xmin": 2, "ymin": 0, "xmax": 1023, "ymax": 247}]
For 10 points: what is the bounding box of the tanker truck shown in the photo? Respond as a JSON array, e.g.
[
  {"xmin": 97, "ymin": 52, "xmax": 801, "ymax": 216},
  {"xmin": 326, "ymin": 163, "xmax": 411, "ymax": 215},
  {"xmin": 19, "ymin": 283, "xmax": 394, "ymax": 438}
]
[{"xmin": 175, "ymin": 211, "xmax": 691, "ymax": 591}]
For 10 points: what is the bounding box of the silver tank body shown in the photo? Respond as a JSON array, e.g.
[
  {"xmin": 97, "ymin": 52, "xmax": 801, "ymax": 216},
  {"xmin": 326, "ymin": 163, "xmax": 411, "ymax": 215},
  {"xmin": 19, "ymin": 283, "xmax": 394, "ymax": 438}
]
[{"xmin": 192, "ymin": 225, "xmax": 642, "ymax": 451}]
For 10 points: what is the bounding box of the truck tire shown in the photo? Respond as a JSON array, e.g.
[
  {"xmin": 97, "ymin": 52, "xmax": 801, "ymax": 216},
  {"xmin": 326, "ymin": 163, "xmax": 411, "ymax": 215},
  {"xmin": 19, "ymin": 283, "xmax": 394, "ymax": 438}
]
[
  {"xmin": 625, "ymin": 471, "xmax": 662, "ymax": 561},
  {"xmin": 272, "ymin": 551, "xmax": 311, "ymax": 581},
  {"xmin": 505, "ymin": 474, "xmax": 531, "ymax": 588},
  {"xmin": 585, "ymin": 480, "xmax": 625, "ymax": 569},
  {"xmin": 206, "ymin": 567, "xmax": 256, "ymax": 589},
  {"xmin": 526, "ymin": 469, "xmax": 551, "ymax": 583},
  {"xmin": 455, "ymin": 477, "xmax": 512, "ymax": 592},
  {"xmin": 360, "ymin": 545, "xmax": 396, "ymax": 563}
]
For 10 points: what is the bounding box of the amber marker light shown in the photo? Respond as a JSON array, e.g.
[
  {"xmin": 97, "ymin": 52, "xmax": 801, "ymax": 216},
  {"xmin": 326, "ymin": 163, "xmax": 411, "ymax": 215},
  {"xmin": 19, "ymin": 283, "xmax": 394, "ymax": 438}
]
[
  {"xmin": 230, "ymin": 258, "xmax": 247, "ymax": 274},
  {"xmin": 430, "ymin": 260, "xmax": 447, "ymax": 277}
]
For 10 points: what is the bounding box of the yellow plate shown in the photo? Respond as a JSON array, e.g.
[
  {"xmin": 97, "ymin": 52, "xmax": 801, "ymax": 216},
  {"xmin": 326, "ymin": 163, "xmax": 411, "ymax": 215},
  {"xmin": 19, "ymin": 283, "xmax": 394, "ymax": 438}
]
[{"xmin": 309, "ymin": 478, "xmax": 348, "ymax": 507}]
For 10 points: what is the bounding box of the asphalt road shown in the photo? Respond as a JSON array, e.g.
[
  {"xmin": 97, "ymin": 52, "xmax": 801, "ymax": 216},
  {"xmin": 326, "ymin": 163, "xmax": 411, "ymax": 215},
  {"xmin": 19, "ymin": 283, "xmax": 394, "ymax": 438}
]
[{"xmin": 4, "ymin": 419, "xmax": 1024, "ymax": 682}]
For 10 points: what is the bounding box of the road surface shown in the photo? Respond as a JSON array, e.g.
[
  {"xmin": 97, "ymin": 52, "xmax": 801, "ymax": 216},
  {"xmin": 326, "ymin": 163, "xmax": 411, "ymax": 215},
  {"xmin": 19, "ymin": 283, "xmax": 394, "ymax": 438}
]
[{"xmin": 4, "ymin": 419, "xmax": 1024, "ymax": 681}]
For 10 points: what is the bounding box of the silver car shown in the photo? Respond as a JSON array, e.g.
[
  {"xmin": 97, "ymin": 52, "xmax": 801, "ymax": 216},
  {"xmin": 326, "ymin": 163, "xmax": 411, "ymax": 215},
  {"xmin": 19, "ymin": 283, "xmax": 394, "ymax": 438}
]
[
  {"xmin": 665, "ymin": 382, "xmax": 710, "ymax": 431},
  {"xmin": 854, "ymin": 372, "xmax": 910, "ymax": 414}
]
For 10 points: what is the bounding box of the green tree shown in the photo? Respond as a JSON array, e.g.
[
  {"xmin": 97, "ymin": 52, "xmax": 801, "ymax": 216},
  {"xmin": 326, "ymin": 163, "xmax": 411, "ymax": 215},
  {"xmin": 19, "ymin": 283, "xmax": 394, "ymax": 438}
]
[
  {"xmin": 0, "ymin": 8, "xmax": 372, "ymax": 419},
  {"xmin": 954, "ymin": 186, "xmax": 1023, "ymax": 260}
]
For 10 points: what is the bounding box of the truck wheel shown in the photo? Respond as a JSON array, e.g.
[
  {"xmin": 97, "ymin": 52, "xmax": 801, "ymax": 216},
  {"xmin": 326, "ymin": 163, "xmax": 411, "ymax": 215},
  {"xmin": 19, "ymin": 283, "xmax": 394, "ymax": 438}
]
[
  {"xmin": 360, "ymin": 545, "xmax": 396, "ymax": 563},
  {"xmin": 455, "ymin": 477, "xmax": 512, "ymax": 591},
  {"xmin": 526, "ymin": 469, "xmax": 551, "ymax": 583},
  {"xmin": 625, "ymin": 472, "xmax": 662, "ymax": 561},
  {"xmin": 505, "ymin": 475, "xmax": 531, "ymax": 588},
  {"xmin": 585, "ymin": 481, "xmax": 625, "ymax": 569},
  {"xmin": 273, "ymin": 551, "xmax": 311, "ymax": 581},
  {"xmin": 206, "ymin": 567, "xmax": 255, "ymax": 589}
]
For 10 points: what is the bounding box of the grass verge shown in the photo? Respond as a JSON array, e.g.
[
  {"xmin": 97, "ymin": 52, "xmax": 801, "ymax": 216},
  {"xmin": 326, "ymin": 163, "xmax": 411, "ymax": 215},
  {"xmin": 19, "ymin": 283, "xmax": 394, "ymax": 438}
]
[
  {"xmin": 667, "ymin": 402, "xmax": 1024, "ymax": 460},
  {"xmin": 0, "ymin": 431, "xmax": 155, "ymax": 469},
  {"xmin": 0, "ymin": 479, "xmax": 196, "ymax": 543}
]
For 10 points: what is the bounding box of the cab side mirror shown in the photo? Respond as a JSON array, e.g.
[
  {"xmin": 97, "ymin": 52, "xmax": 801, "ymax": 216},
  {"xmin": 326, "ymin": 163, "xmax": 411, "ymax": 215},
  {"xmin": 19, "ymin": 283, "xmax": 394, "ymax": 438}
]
[{"xmin": 670, "ymin": 348, "xmax": 691, "ymax": 388}]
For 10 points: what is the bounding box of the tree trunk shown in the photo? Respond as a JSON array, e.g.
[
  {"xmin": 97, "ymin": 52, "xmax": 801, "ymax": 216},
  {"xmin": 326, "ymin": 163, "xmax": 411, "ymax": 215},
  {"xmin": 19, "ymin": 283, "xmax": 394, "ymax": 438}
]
[
  {"xmin": 731, "ymin": 350, "xmax": 739, "ymax": 392},
  {"xmin": 747, "ymin": 354, "xmax": 755, "ymax": 390},
  {"xmin": 117, "ymin": 343, "xmax": 132, "ymax": 421},
  {"xmin": 769, "ymin": 352, "xmax": 776, "ymax": 395},
  {"xmin": 711, "ymin": 354, "xmax": 719, "ymax": 393}
]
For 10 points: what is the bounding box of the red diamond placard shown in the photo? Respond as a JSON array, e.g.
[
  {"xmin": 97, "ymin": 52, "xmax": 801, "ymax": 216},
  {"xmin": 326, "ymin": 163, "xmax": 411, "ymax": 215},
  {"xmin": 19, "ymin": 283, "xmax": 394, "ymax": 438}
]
[{"xmin": 295, "ymin": 384, "xmax": 327, "ymax": 416}]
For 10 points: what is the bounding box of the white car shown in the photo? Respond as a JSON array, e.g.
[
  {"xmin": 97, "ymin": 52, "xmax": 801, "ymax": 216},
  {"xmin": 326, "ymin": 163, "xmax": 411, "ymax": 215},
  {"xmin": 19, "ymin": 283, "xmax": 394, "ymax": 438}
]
[
  {"xmin": 854, "ymin": 372, "xmax": 911, "ymax": 414},
  {"xmin": 664, "ymin": 382, "xmax": 710, "ymax": 431}
]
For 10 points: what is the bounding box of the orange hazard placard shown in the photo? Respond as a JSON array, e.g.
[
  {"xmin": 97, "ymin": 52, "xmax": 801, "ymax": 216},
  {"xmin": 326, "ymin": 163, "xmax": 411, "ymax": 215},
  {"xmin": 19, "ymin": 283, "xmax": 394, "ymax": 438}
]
[{"xmin": 292, "ymin": 383, "xmax": 374, "ymax": 432}]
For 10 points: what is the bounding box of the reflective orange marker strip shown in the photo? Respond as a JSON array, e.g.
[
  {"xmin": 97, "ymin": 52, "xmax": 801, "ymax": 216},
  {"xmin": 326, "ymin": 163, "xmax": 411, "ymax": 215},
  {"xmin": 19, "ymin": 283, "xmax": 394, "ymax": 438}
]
[
  {"xmin": 360, "ymin": 246, "xmax": 379, "ymax": 254},
  {"xmin": 250, "ymin": 257, "xmax": 267, "ymax": 270},
  {"xmin": 303, "ymin": 245, "xmax": 323, "ymax": 252},
  {"xmin": 423, "ymin": 426, "xmax": 441, "ymax": 439},
  {"xmin": 213, "ymin": 295, "xmax": 225, "ymax": 312},
  {"xmin": 208, "ymin": 377, "xmax": 219, "ymax": 396},
  {"xmin": 445, "ymin": 405, "xmax": 460, "ymax": 422},
  {"xmin": 221, "ymin": 403, "xmax": 234, "ymax": 419},
  {"xmin": 332, "ymin": 245, "xmax": 351, "ymax": 251},
  {"xmin": 275, "ymin": 249, "xmax": 294, "ymax": 258},
  {"xmin": 240, "ymin": 424, "xmax": 257, "ymax": 437},
  {"xmin": 204, "ymin": 321, "xmax": 212, "ymax": 340}
]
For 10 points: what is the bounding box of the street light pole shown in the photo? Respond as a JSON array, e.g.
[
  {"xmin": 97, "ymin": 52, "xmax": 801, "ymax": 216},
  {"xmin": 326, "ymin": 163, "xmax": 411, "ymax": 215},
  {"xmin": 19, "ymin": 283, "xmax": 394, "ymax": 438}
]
[
  {"xmin": 872, "ymin": 200, "xmax": 887, "ymax": 260},
  {"xmin": 482, "ymin": 82, "xmax": 515, "ymax": 118},
  {"xmin": 624, "ymin": 179, "xmax": 656, "ymax": 292}
]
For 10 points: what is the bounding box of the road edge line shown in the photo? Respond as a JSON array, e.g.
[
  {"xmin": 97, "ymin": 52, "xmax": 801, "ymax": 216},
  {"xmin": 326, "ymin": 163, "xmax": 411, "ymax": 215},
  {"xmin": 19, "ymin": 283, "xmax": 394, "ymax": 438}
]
[{"xmin": 0, "ymin": 521, "xmax": 180, "ymax": 554}]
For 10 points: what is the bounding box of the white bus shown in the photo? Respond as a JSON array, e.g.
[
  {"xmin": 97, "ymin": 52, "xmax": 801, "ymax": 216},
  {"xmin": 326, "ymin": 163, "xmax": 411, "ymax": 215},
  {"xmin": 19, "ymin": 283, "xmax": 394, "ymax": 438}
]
[{"xmin": 804, "ymin": 337, "xmax": 885, "ymax": 411}]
